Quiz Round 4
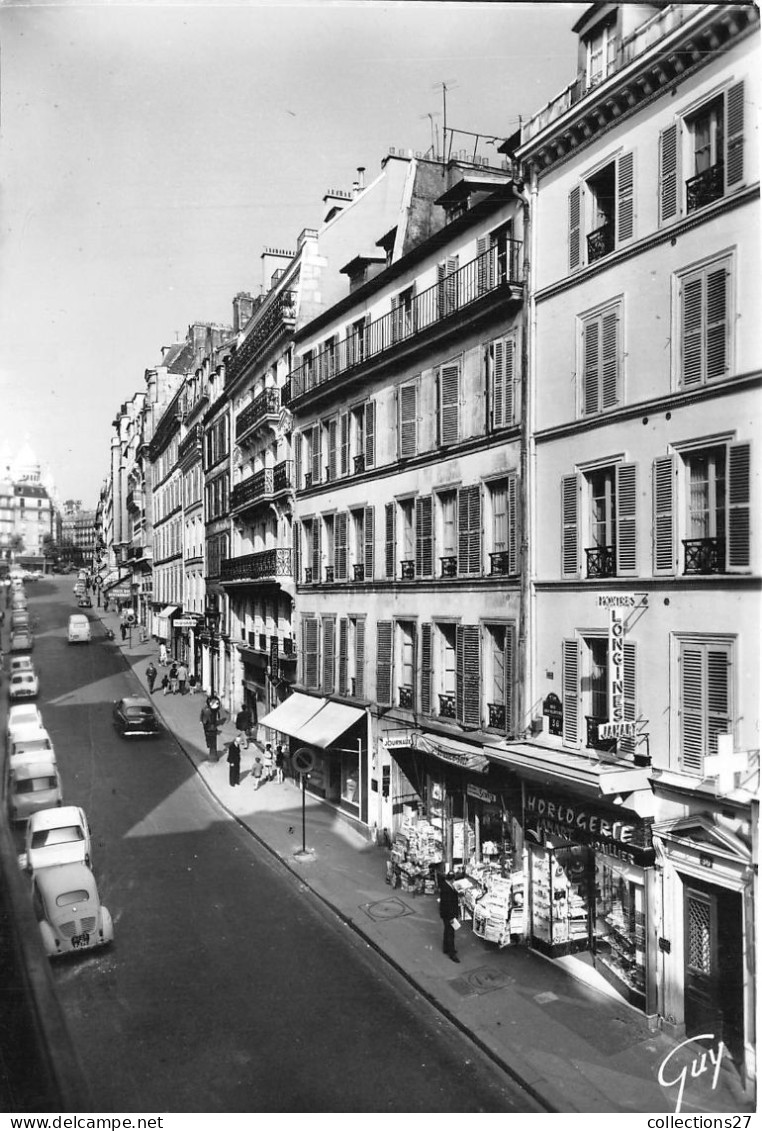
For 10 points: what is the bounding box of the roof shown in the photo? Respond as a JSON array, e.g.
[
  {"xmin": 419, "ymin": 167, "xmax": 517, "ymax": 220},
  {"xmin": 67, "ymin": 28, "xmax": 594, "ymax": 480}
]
[
  {"xmin": 339, "ymin": 250, "xmax": 387, "ymax": 276},
  {"xmin": 434, "ymin": 172, "xmax": 514, "ymax": 208},
  {"xmin": 121, "ymin": 696, "xmax": 153, "ymax": 709},
  {"xmin": 29, "ymin": 805, "xmax": 84, "ymax": 830},
  {"xmin": 35, "ymin": 861, "xmax": 96, "ymax": 898},
  {"xmin": 12, "ymin": 760, "xmax": 57, "ymax": 780}
]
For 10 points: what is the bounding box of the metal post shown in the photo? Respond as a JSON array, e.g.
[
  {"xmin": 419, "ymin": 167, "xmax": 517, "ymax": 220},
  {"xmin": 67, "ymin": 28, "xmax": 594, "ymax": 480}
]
[{"xmin": 301, "ymin": 774, "xmax": 307, "ymax": 855}]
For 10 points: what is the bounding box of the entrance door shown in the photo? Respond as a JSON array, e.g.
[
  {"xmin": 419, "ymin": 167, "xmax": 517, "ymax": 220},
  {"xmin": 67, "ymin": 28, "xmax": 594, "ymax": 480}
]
[{"xmin": 683, "ymin": 881, "xmax": 744, "ymax": 1058}]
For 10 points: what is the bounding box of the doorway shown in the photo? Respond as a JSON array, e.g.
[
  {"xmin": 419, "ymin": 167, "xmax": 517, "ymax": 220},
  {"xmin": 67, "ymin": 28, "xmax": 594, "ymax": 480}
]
[{"xmin": 683, "ymin": 878, "xmax": 744, "ymax": 1059}]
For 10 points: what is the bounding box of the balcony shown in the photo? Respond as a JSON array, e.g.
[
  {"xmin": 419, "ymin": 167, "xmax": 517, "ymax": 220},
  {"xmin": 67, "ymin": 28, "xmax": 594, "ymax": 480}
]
[
  {"xmin": 353, "ymin": 454, "xmax": 365, "ymax": 475},
  {"xmin": 399, "ymin": 686, "xmax": 414, "ymax": 710},
  {"xmin": 235, "ymin": 387, "xmax": 281, "ymax": 443},
  {"xmin": 220, "ymin": 547, "xmax": 293, "ymax": 584},
  {"xmin": 440, "ymin": 556, "xmax": 457, "ymax": 579},
  {"xmin": 683, "ymin": 537, "xmax": 725, "ymax": 575},
  {"xmin": 353, "ymin": 564, "xmax": 365, "ymax": 582},
  {"xmin": 585, "ymin": 545, "xmax": 616, "ymax": 579},
  {"xmin": 586, "ymin": 715, "xmax": 617, "ymax": 754},
  {"xmin": 280, "ymin": 379, "xmax": 292, "ymax": 409},
  {"xmin": 230, "ymin": 468, "xmax": 273, "ymax": 512},
  {"xmin": 290, "ymin": 243, "xmax": 522, "ymax": 399},
  {"xmin": 586, "ymin": 221, "xmax": 615, "ymax": 263},
  {"xmin": 226, "ymin": 290, "xmax": 297, "ymax": 385},
  {"xmin": 273, "ymin": 459, "xmax": 294, "ymax": 494},
  {"xmin": 178, "ymin": 423, "xmax": 203, "ymax": 460},
  {"xmin": 488, "ymin": 703, "xmax": 507, "ymax": 730},
  {"xmin": 324, "ymin": 566, "xmax": 335, "ymax": 584},
  {"xmin": 686, "ymin": 162, "xmax": 725, "ymax": 214},
  {"xmin": 400, "ymin": 560, "xmax": 415, "ymax": 581},
  {"xmin": 438, "ymin": 693, "xmax": 456, "ymax": 720},
  {"xmin": 489, "ymin": 551, "xmax": 514, "ymax": 577}
]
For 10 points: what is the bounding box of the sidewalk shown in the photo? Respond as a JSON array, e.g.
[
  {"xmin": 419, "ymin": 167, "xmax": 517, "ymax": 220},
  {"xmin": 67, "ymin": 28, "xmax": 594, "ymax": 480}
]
[{"xmin": 101, "ymin": 606, "xmax": 754, "ymax": 1115}]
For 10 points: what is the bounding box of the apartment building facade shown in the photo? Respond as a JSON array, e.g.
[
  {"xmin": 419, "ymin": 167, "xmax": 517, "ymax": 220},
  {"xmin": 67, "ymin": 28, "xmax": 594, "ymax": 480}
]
[{"xmin": 514, "ymin": 0, "xmax": 758, "ymax": 1080}]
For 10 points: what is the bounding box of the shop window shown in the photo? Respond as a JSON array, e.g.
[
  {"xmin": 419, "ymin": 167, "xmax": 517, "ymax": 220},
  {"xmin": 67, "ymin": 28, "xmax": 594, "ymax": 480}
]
[
  {"xmin": 595, "ymin": 856, "xmax": 646, "ymax": 1002},
  {"xmin": 580, "ymin": 303, "xmax": 621, "ymax": 416},
  {"xmin": 562, "ymin": 463, "xmax": 637, "ymax": 580},
  {"xmin": 653, "ymin": 442, "xmax": 750, "ymax": 576},
  {"xmin": 529, "ymin": 844, "xmax": 590, "ymax": 954},
  {"xmin": 678, "ymin": 637, "xmax": 733, "ymax": 775}
]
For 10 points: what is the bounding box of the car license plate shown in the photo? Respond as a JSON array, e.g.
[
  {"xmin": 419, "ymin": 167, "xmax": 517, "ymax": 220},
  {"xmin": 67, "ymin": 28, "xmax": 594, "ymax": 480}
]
[{"xmin": 71, "ymin": 933, "xmax": 90, "ymax": 948}]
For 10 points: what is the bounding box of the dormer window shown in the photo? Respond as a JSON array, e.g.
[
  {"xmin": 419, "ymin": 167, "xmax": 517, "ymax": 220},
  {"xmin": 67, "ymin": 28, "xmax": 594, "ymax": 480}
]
[{"xmin": 585, "ymin": 18, "xmax": 617, "ymax": 88}]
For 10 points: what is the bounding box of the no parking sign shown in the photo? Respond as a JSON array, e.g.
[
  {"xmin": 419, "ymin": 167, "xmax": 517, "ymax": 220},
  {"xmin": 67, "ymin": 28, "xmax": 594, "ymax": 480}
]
[{"xmin": 291, "ymin": 746, "xmax": 316, "ymax": 776}]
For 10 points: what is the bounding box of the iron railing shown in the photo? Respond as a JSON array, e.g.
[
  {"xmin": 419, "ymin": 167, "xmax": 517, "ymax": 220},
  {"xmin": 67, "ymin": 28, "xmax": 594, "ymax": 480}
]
[
  {"xmin": 438, "ymin": 693, "xmax": 456, "ymax": 719},
  {"xmin": 489, "ymin": 551, "xmax": 515, "ymax": 576},
  {"xmin": 226, "ymin": 290, "xmax": 297, "ymax": 384},
  {"xmin": 400, "ymin": 560, "xmax": 415, "ymax": 580},
  {"xmin": 220, "ymin": 547, "xmax": 293, "ymax": 582},
  {"xmin": 683, "ymin": 537, "xmax": 725, "ymax": 575},
  {"xmin": 585, "ymin": 545, "xmax": 616, "ymax": 579},
  {"xmin": 399, "ymin": 686, "xmax": 414, "ymax": 710},
  {"xmin": 587, "ymin": 221, "xmax": 615, "ymax": 263},
  {"xmin": 290, "ymin": 243, "xmax": 522, "ymax": 399},
  {"xmin": 235, "ymin": 388, "xmax": 281, "ymax": 441},
  {"xmin": 488, "ymin": 703, "xmax": 507, "ymax": 730},
  {"xmin": 440, "ymin": 556, "xmax": 457, "ymax": 579},
  {"xmin": 230, "ymin": 468, "xmax": 273, "ymax": 511},
  {"xmin": 353, "ymin": 564, "xmax": 365, "ymax": 582},
  {"xmin": 273, "ymin": 460, "xmax": 294, "ymax": 493},
  {"xmin": 686, "ymin": 162, "xmax": 725, "ymax": 214}
]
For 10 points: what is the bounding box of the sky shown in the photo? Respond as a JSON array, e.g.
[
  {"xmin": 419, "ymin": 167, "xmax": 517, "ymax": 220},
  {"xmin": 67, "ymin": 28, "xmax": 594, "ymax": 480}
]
[{"xmin": 0, "ymin": 0, "xmax": 586, "ymax": 505}]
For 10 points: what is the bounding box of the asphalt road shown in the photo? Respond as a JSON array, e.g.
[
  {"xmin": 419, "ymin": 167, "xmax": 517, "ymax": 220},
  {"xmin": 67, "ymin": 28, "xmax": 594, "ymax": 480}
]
[{"xmin": 8, "ymin": 578, "xmax": 541, "ymax": 1114}]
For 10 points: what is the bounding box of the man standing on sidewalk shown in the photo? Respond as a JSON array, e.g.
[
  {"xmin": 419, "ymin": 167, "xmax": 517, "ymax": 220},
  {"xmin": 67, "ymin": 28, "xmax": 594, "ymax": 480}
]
[
  {"xmin": 438, "ymin": 870, "xmax": 461, "ymax": 963},
  {"xmin": 177, "ymin": 661, "xmax": 188, "ymax": 696},
  {"xmin": 200, "ymin": 695, "xmax": 225, "ymax": 762},
  {"xmin": 146, "ymin": 661, "xmax": 157, "ymax": 694}
]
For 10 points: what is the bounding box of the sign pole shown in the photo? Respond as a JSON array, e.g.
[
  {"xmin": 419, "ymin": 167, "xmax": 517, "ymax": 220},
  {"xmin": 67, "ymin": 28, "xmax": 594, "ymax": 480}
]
[{"xmin": 301, "ymin": 774, "xmax": 307, "ymax": 855}]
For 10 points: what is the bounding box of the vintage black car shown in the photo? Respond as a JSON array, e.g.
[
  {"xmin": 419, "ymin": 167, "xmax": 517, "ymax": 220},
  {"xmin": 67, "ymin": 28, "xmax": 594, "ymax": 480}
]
[{"xmin": 112, "ymin": 697, "xmax": 161, "ymax": 738}]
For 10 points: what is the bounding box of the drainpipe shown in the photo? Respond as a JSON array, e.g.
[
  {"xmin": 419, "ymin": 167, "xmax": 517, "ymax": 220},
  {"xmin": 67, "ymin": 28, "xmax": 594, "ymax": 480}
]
[{"xmin": 518, "ymin": 168, "xmax": 538, "ymax": 737}]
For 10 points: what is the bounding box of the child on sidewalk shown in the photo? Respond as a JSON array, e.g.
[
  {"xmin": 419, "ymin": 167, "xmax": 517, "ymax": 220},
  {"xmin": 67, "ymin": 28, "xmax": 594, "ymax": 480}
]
[{"xmin": 251, "ymin": 757, "xmax": 264, "ymax": 790}]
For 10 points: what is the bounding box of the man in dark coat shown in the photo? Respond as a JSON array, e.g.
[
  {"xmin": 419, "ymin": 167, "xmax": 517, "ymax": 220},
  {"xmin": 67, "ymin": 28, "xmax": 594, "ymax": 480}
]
[
  {"xmin": 200, "ymin": 696, "xmax": 225, "ymax": 761},
  {"xmin": 235, "ymin": 705, "xmax": 253, "ymax": 749},
  {"xmin": 226, "ymin": 737, "xmax": 242, "ymax": 787},
  {"xmin": 438, "ymin": 871, "xmax": 461, "ymax": 963}
]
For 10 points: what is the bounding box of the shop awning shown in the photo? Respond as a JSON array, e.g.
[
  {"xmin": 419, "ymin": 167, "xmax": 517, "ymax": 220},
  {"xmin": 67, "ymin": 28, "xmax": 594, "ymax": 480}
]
[
  {"xmin": 292, "ymin": 701, "xmax": 365, "ymax": 750},
  {"xmin": 259, "ymin": 692, "xmax": 326, "ymax": 737},
  {"xmin": 412, "ymin": 732, "xmax": 490, "ymax": 773},
  {"xmin": 159, "ymin": 605, "xmax": 179, "ymax": 618},
  {"xmin": 486, "ymin": 741, "xmax": 650, "ymax": 797},
  {"xmin": 103, "ymin": 572, "xmax": 131, "ymax": 593}
]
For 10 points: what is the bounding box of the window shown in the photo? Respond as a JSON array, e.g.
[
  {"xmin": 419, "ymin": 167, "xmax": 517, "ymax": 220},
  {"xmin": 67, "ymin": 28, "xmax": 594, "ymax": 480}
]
[
  {"xmin": 659, "ymin": 82, "xmax": 745, "ymax": 224},
  {"xmin": 580, "ymin": 303, "xmax": 621, "ymax": 415},
  {"xmin": 561, "ymin": 463, "xmax": 637, "ymax": 580},
  {"xmin": 456, "ymin": 625, "xmax": 481, "ymax": 728},
  {"xmin": 433, "ymin": 623, "xmax": 457, "ymax": 718},
  {"xmin": 485, "ymin": 624, "xmax": 515, "ymax": 733},
  {"xmin": 563, "ymin": 636, "xmax": 637, "ymax": 753},
  {"xmin": 351, "ymin": 401, "xmax": 375, "ymax": 473},
  {"xmin": 323, "ymin": 515, "xmax": 335, "ymax": 582},
  {"xmin": 376, "ymin": 621, "xmax": 393, "ymax": 706},
  {"xmin": 396, "ymin": 622, "xmax": 416, "ymax": 709},
  {"xmin": 301, "ymin": 617, "xmax": 319, "ymax": 689},
  {"xmin": 488, "ymin": 334, "xmax": 517, "ymax": 429},
  {"xmin": 384, "ymin": 502, "xmax": 396, "ymax": 579},
  {"xmin": 398, "ymin": 381, "xmax": 418, "ymax": 458},
  {"xmin": 338, "ymin": 617, "xmax": 366, "ymax": 698},
  {"xmin": 569, "ymin": 153, "xmax": 634, "ymax": 271},
  {"xmin": 487, "ymin": 477, "xmax": 518, "ymax": 576},
  {"xmin": 584, "ymin": 18, "xmax": 617, "ymax": 88},
  {"xmin": 415, "ymin": 496, "xmax": 433, "ymax": 578},
  {"xmin": 654, "ymin": 442, "xmax": 750, "ymax": 576},
  {"xmin": 458, "ymin": 484, "xmax": 482, "ymax": 576},
  {"xmin": 678, "ymin": 257, "xmax": 731, "ymax": 388},
  {"xmin": 679, "ymin": 638, "xmax": 732, "ymax": 774},
  {"xmin": 437, "ymin": 491, "xmax": 457, "ymax": 577},
  {"xmin": 321, "ymin": 617, "xmax": 335, "ymax": 693},
  {"xmin": 438, "ymin": 359, "xmax": 460, "ymax": 445},
  {"xmin": 438, "ymin": 256, "xmax": 460, "ymax": 317},
  {"xmin": 347, "ymin": 317, "xmax": 367, "ymax": 368},
  {"xmin": 334, "ymin": 512, "xmax": 348, "ymax": 581},
  {"xmin": 399, "ymin": 499, "xmax": 415, "ymax": 579},
  {"xmin": 307, "ymin": 517, "xmax": 321, "ymax": 583},
  {"xmin": 391, "ymin": 286, "xmax": 416, "ymax": 342},
  {"xmin": 326, "ymin": 418, "xmax": 338, "ymax": 482}
]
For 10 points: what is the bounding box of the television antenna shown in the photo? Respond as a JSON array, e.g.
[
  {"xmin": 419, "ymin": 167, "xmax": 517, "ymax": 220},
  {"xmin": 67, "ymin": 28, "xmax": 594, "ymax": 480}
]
[{"xmin": 432, "ymin": 80, "xmax": 458, "ymax": 165}]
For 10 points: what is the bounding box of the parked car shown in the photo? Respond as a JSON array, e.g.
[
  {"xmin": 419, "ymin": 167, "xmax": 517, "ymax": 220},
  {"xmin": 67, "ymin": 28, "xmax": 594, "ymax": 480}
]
[
  {"xmin": 11, "ymin": 612, "xmax": 30, "ymax": 630},
  {"xmin": 30, "ymin": 862, "xmax": 113, "ymax": 958},
  {"xmin": 112, "ymin": 697, "xmax": 161, "ymax": 738},
  {"xmin": 10, "ymin": 629, "xmax": 34, "ymax": 653},
  {"xmin": 77, "ymin": 596, "xmax": 92, "ymax": 609},
  {"xmin": 9, "ymin": 671, "xmax": 40, "ymax": 701},
  {"xmin": 67, "ymin": 614, "xmax": 91, "ymax": 644},
  {"xmin": 8, "ymin": 760, "xmax": 62, "ymax": 824},
  {"xmin": 6, "ymin": 707, "xmax": 45, "ymax": 743},
  {"xmin": 10, "ymin": 656, "xmax": 35, "ymax": 677},
  {"xmin": 19, "ymin": 806, "xmax": 92, "ymax": 872}
]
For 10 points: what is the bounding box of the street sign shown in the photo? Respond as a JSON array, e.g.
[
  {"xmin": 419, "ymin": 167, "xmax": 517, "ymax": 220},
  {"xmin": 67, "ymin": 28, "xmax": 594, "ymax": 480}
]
[
  {"xmin": 292, "ymin": 747, "xmax": 316, "ymax": 775},
  {"xmin": 175, "ymin": 617, "xmax": 202, "ymax": 628}
]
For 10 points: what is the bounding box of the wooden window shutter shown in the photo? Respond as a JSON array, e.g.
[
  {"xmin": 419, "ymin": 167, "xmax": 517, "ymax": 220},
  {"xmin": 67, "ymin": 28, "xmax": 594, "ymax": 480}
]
[
  {"xmin": 365, "ymin": 400, "xmax": 376, "ymax": 467},
  {"xmin": 562, "ymin": 638, "xmax": 580, "ymax": 745},
  {"xmin": 680, "ymin": 644, "xmax": 705, "ymax": 773},
  {"xmin": 293, "ymin": 519, "xmax": 301, "ymax": 583},
  {"xmin": 420, "ymin": 623, "xmax": 432, "ymax": 715},
  {"xmin": 615, "ymin": 463, "xmax": 638, "ymax": 577},
  {"xmin": 303, "ymin": 618, "xmax": 319, "ymax": 689},
  {"xmin": 561, "ymin": 474, "xmax": 580, "ymax": 577},
  {"xmin": 338, "ymin": 618, "xmax": 348, "ymax": 695},
  {"xmin": 311, "ymin": 424, "xmax": 321, "ymax": 483},
  {"xmin": 491, "ymin": 336, "xmax": 515, "ymax": 429},
  {"xmin": 659, "ymin": 122, "xmax": 679, "ymax": 223},
  {"xmin": 340, "ymin": 412, "xmax": 350, "ymax": 476},
  {"xmin": 399, "ymin": 383, "xmax": 418, "ymax": 457},
  {"xmin": 456, "ymin": 624, "xmax": 481, "ymax": 728},
  {"xmin": 507, "ymin": 475, "xmax": 518, "ymax": 575},
  {"xmin": 504, "ymin": 623, "xmax": 516, "ymax": 734},
  {"xmin": 504, "ymin": 334, "xmax": 515, "ymax": 426},
  {"xmin": 294, "ymin": 431, "xmax": 302, "ymax": 490},
  {"xmin": 653, "ymin": 455, "xmax": 675, "ymax": 575},
  {"xmin": 569, "ymin": 184, "xmax": 582, "ymax": 270},
  {"xmin": 446, "ymin": 255, "xmax": 459, "ymax": 313},
  {"xmin": 355, "ymin": 619, "xmax": 366, "ymax": 698},
  {"xmin": 458, "ymin": 485, "xmax": 481, "ymax": 576},
  {"xmin": 476, "ymin": 236, "xmax": 488, "ymax": 294},
  {"xmin": 616, "ymin": 151, "xmax": 635, "ymax": 243},
  {"xmin": 415, "ymin": 495, "xmax": 433, "ymax": 577},
  {"xmin": 390, "ymin": 293, "xmax": 400, "ymax": 342},
  {"xmin": 335, "ymin": 512, "xmax": 348, "ymax": 580},
  {"xmin": 385, "ymin": 502, "xmax": 396, "ymax": 578},
  {"xmin": 707, "ymin": 646, "xmax": 731, "ymax": 757},
  {"xmin": 363, "ymin": 505, "xmax": 374, "ymax": 579},
  {"xmin": 311, "ymin": 517, "xmax": 322, "ymax": 581},
  {"xmin": 376, "ymin": 621, "xmax": 393, "ymax": 706},
  {"xmin": 725, "ymin": 79, "xmax": 744, "ymax": 191},
  {"xmin": 727, "ymin": 441, "xmax": 751, "ymax": 571},
  {"xmin": 327, "ymin": 419, "xmax": 337, "ymax": 482},
  {"xmin": 618, "ymin": 641, "xmax": 637, "ymax": 758},
  {"xmin": 681, "ymin": 274, "xmax": 704, "ymax": 387},
  {"xmin": 583, "ymin": 319, "xmax": 600, "ymax": 415},
  {"xmin": 601, "ymin": 310, "xmax": 619, "ymax": 409},
  {"xmin": 439, "ymin": 361, "xmax": 460, "ymax": 445},
  {"xmin": 705, "ymin": 264, "xmax": 728, "ymax": 382},
  {"xmin": 321, "ymin": 617, "xmax": 335, "ymax": 693}
]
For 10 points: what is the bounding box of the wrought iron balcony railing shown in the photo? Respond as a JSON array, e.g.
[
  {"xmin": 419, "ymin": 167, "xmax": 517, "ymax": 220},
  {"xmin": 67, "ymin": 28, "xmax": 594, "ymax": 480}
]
[
  {"xmin": 280, "ymin": 379, "xmax": 292, "ymax": 409},
  {"xmin": 585, "ymin": 545, "xmax": 616, "ymax": 579},
  {"xmin": 304, "ymin": 567, "xmax": 313, "ymax": 584},
  {"xmin": 489, "ymin": 551, "xmax": 515, "ymax": 577},
  {"xmin": 226, "ymin": 290, "xmax": 297, "ymax": 385},
  {"xmin": 683, "ymin": 537, "xmax": 726, "ymax": 575},
  {"xmin": 290, "ymin": 243, "xmax": 522, "ymax": 399},
  {"xmin": 488, "ymin": 703, "xmax": 507, "ymax": 730},
  {"xmin": 399, "ymin": 686, "xmax": 414, "ymax": 710},
  {"xmin": 324, "ymin": 566, "xmax": 335, "ymax": 584},
  {"xmin": 586, "ymin": 221, "xmax": 615, "ymax": 263},
  {"xmin": 438, "ymin": 693, "xmax": 456, "ymax": 719},
  {"xmin": 273, "ymin": 459, "xmax": 294, "ymax": 494},
  {"xmin": 235, "ymin": 387, "xmax": 281, "ymax": 442},
  {"xmin": 686, "ymin": 162, "xmax": 725, "ymax": 214},
  {"xmin": 353, "ymin": 454, "xmax": 365, "ymax": 475},
  {"xmin": 353, "ymin": 563, "xmax": 365, "ymax": 582},
  {"xmin": 230, "ymin": 468, "xmax": 273, "ymax": 512},
  {"xmin": 586, "ymin": 715, "xmax": 617, "ymax": 754},
  {"xmin": 220, "ymin": 547, "xmax": 293, "ymax": 583},
  {"xmin": 440, "ymin": 556, "xmax": 457, "ymax": 579},
  {"xmin": 400, "ymin": 560, "xmax": 415, "ymax": 581}
]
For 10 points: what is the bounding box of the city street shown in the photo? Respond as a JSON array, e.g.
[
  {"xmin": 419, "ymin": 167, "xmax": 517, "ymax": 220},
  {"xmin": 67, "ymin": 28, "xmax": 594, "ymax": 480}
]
[{"xmin": 5, "ymin": 577, "xmax": 541, "ymax": 1113}]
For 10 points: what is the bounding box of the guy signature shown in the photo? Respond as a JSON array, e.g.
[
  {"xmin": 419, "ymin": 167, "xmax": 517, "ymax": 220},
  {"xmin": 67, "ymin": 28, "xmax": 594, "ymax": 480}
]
[{"xmin": 658, "ymin": 1034, "xmax": 726, "ymax": 1113}]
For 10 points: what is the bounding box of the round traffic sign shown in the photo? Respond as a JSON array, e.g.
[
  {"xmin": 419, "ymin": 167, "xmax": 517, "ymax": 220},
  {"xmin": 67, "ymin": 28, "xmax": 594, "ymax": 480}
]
[{"xmin": 292, "ymin": 746, "xmax": 316, "ymax": 775}]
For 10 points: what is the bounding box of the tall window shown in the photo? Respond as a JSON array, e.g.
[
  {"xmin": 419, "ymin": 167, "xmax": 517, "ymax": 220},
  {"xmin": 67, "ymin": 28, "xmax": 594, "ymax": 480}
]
[
  {"xmin": 562, "ymin": 463, "xmax": 637, "ymax": 580},
  {"xmin": 569, "ymin": 152, "xmax": 634, "ymax": 270},
  {"xmin": 438, "ymin": 359, "xmax": 460, "ymax": 446},
  {"xmin": 396, "ymin": 622, "xmax": 415, "ymax": 710},
  {"xmin": 563, "ymin": 636, "xmax": 636, "ymax": 754},
  {"xmin": 437, "ymin": 491, "xmax": 457, "ymax": 577},
  {"xmin": 487, "ymin": 477, "xmax": 518, "ymax": 576},
  {"xmin": 399, "ymin": 499, "xmax": 415, "ymax": 578},
  {"xmin": 398, "ymin": 381, "xmax": 418, "ymax": 458},
  {"xmin": 679, "ymin": 639, "xmax": 732, "ymax": 774},
  {"xmin": 678, "ymin": 257, "xmax": 731, "ymax": 389},
  {"xmin": 485, "ymin": 624, "xmax": 515, "ymax": 733},
  {"xmin": 580, "ymin": 303, "xmax": 621, "ymax": 415}
]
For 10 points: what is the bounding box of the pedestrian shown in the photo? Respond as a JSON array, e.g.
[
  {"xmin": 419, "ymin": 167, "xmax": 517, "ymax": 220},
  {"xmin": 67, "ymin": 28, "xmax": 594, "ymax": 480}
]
[
  {"xmin": 161, "ymin": 673, "xmax": 170, "ymax": 696},
  {"xmin": 177, "ymin": 661, "xmax": 188, "ymax": 695},
  {"xmin": 200, "ymin": 695, "xmax": 225, "ymax": 762},
  {"xmin": 438, "ymin": 870, "xmax": 461, "ymax": 963},
  {"xmin": 159, "ymin": 641, "xmax": 168, "ymax": 666},
  {"xmin": 103, "ymin": 596, "xmax": 109, "ymax": 613},
  {"xmin": 251, "ymin": 756, "xmax": 264, "ymax": 790},
  {"xmin": 235, "ymin": 705, "xmax": 253, "ymax": 749},
  {"xmin": 275, "ymin": 743, "xmax": 284, "ymax": 784},
  {"xmin": 146, "ymin": 661, "xmax": 157, "ymax": 694},
  {"xmin": 226, "ymin": 736, "xmax": 242, "ymax": 787},
  {"xmin": 188, "ymin": 673, "xmax": 197, "ymax": 695},
  {"xmin": 262, "ymin": 742, "xmax": 275, "ymax": 782},
  {"xmin": 120, "ymin": 622, "xmax": 127, "ymax": 642},
  {"xmin": 169, "ymin": 662, "xmax": 179, "ymax": 694}
]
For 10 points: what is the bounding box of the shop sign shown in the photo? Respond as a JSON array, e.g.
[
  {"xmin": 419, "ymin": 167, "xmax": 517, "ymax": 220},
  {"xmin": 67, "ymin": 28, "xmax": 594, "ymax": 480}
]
[
  {"xmin": 524, "ymin": 789, "xmax": 654, "ymax": 865},
  {"xmin": 467, "ymin": 784, "xmax": 497, "ymax": 805},
  {"xmin": 598, "ymin": 593, "xmax": 637, "ymax": 608},
  {"xmin": 598, "ymin": 721, "xmax": 637, "ymax": 740},
  {"xmin": 109, "ymin": 587, "xmax": 131, "ymax": 599},
  {"xmin": 175, "ymin": 617, "xmax": 201, "ymax": 628},
  {"xmin": 608, "ymin": 605, "xmax": 626, "ymax": 726},
  {"xmin": 384, "ymin": 733, "xmax": 415, "ymax": 749}
]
